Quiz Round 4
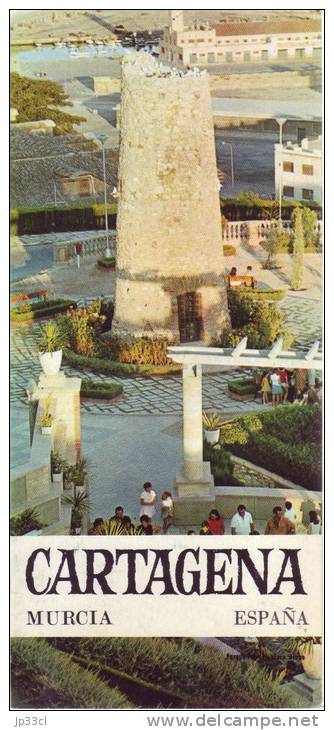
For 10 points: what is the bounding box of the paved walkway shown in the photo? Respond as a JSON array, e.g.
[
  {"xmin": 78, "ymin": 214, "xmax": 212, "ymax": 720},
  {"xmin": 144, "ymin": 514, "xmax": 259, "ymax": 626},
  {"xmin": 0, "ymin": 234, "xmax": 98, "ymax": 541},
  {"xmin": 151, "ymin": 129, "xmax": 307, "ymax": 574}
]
[{"xmin": 10, "ymin": 292, "xmax": 322, "ymax": 414}]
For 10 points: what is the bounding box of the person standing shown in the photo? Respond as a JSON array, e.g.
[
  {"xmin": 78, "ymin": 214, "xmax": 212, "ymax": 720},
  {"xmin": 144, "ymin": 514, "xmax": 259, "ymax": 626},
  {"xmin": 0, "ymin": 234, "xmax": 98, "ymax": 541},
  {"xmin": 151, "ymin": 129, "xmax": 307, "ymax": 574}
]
[
  {"xmin": 270, "ymin": 369, "xmax": 282, "ymax": 406},
  {"xmin": 231, "ymin": 504, "xmax": 254, "ymax": 535},
  {"xmin": 161, "ymin": 491, "xmax": 174, "ymax": 534},
  {"xmin": 308, "ymin": 510, "xmax": 321, "ymax": 534},
  {"xmin": 284, "ymin": 500, "xmax": 296, "ymax": 524},
  {"xmin": 208, "ymin": 508, "xmax": 225, "ymax": 535},
  {"xmin": 260, "ymin": 371, "xmax": 271, "ymax": 405},
  {"xmin": 278, "ymin": 367, "xmax": 289, "ymax": 402},
  {"xmin": 265, "ymin": 506, "xmax": 295, "ymax": 535},
  {"xmin": 139, "ymin": 482, "xmax": 157, "ymax": 520}
]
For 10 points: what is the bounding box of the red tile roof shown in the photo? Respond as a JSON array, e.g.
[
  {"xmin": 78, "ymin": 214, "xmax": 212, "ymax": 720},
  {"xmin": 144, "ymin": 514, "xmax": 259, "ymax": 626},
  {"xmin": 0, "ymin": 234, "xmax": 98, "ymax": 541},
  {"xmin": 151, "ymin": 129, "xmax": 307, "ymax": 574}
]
[{"xmin": 214, "ymin": 19, "xmax": 321, "ymax": 37}]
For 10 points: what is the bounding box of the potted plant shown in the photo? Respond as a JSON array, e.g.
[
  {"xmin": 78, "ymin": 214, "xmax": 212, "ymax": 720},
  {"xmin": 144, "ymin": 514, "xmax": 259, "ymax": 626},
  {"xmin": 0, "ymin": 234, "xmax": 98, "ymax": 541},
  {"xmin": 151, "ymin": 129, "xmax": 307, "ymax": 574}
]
[
  {"xmin": 62, "ymin": 488, "xmax": 90, "ymax": 535},
  {"xmin": 202, "ymin": 411, "xmax": 223, "ymax": 445},
  {"xmin": 63, "ymin": 457, "xmax": 88, "ymax": 492},
  {"xmin": 37, "ymin": 321, "xmax": 67, "ymax": 376},
  {"xmin": 285, "ymin": 638, "xmax": 322, "ymax": 680},
  {"xmin": 39, "ymin": 395, "xmax": 54, "ymax": 435},
  {"xmin": 51, "ymin": 451, "xmax": 68, "ymax": 485}
]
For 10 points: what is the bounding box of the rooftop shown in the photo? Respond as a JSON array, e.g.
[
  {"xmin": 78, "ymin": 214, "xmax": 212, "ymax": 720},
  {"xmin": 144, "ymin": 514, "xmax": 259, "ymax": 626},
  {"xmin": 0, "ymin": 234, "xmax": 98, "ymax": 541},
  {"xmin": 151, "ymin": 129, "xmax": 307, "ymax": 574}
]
[
  {"xmin": 10, "ymin": 129, "xmax": 118, "ymax": 208},
  {"xmin": 214, "ymin": 18, "xmax": 321, "ymax": 37},
  {"xmin": 211, "ymin": 97, "xmax": 322, "ymax": 122}
]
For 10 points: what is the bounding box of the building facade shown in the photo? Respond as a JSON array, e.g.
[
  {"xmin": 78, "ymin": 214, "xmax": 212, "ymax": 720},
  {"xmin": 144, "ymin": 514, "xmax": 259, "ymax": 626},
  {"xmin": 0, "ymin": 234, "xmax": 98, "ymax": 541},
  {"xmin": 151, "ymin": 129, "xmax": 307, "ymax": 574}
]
[
  {"xmin": 112, "ymin": 54, "xmax": 230, "ymax": 344},
  {"xmin": 160, "ymin": 11, "xmax": 322, "ymax": 67},
  {"xmin": 275, "ymin": 136, "xmax": 322, "ymax": 203}
]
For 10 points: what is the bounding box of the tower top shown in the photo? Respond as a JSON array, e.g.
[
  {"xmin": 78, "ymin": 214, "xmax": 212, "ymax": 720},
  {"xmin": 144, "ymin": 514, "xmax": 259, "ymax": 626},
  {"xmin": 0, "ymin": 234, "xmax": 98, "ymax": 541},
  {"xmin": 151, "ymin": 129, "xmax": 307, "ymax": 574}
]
[{"xmin": 171, "ymin": 10, "xmax": 184, "ymax": 32}]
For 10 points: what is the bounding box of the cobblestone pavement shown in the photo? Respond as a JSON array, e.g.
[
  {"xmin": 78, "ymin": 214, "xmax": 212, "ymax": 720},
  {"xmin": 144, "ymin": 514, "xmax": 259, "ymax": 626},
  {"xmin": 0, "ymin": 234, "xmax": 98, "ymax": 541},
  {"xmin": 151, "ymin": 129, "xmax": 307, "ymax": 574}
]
[{"xmin": 10, "ymin": 294, "xmax": 322, "ymax": 415}]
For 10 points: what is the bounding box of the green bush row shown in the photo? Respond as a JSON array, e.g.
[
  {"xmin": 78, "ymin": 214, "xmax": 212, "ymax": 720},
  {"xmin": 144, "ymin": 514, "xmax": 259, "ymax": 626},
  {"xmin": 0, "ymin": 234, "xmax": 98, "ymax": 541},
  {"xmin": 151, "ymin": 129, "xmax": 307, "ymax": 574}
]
[
  {"xmin": 63, "ymin": 348, "xmax": 181, "ymax": 377},
  {"xmin": 10, "ymin": 203, "xmax": 118, "ymax": 236},
  {"xmin": 223, "ymin": 289, "xmax": 292, "ymax": 349},
  {"xmin": 234, "ymin": 288, "xmax": 285, "ymax": 301},
  {"xmin": 50, "ymin": 637, "xmax": 297, "ymax": 709},
  {"xmin": 219, "ymin": 406, "xmax": 322, "ymax": 491},
  {"xmin": 10, "ymin": 299, "xmax": 76, "ymax": 321},
  {"xmin": 81, "ymin": 378, "xmax": 123, "ymax": 399},
  {"xmin": 11, "ymin": 639, "xmax": 132, "ymax": 709}
]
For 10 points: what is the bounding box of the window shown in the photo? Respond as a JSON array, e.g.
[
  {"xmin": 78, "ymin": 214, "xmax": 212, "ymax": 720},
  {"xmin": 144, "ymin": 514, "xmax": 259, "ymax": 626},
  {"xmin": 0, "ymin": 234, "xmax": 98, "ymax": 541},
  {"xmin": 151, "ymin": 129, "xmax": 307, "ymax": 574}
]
[
  {"xmin": 302, "ymin": 188, "xmax": 314, "ymax": 200},
  {"xmin": 261, "ymin": 49, "xmax": 269, "ymax": 59},
  {"xmin": 226, "ymin": 52, "xmax": 233, "ymax": 62},
  {"xmin": 278, "ymin": 49, "xmax": 288, "ymax": 58},
  {"xmin": 207, "ymin": 52, "xmax": 216, "ymax": 63},
  {"xmin": 302, "ymin": 164, "xmax": 314, "ymax": 175},
  {"xmin": 283, "ymin": 161, "xmax": 294, "ymax": 172},
  {"xmin": 178, "ymin": 53, "xmax": 183, "ymax": 60},
  {"xmin": 190, "ymin": 53, "xmax": 197, "ymax": 63},
  {"xmin": 244, "ymin": 52, "xmax": 251, "ymax": 62},
  {"xmin": 295, "ymin": 48, "xmax": 305, "ymax": 58},
  {"xmin": 283, "ymin": 186, "xmax": 294, "ymax": 197}
]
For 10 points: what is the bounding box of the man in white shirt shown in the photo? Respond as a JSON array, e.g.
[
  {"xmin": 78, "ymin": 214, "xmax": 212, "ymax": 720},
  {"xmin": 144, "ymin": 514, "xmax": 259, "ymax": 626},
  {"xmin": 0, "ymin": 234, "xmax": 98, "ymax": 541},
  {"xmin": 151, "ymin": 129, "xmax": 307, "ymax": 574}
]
[
  {"xmin": 284, "ymin": 500, "xmax": 296, "ymax": 524},
  {"xmin": 139, "ymin": 481, "xmax": 157, "ymax": 520},
  {"xmin": 231, "ymin": 504, "xmax": 254, "ymax": 535}
]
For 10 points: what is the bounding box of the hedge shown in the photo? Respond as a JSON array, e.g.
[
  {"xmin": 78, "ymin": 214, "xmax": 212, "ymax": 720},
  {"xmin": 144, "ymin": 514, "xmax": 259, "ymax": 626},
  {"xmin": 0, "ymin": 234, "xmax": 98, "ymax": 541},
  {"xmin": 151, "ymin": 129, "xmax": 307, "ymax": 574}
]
[
  {"xmin": 228, "ymin": 377, "xmax": 258, "ymax": 396},
  {"xmin": 81, "ymin": 378, "xmax": 123, "ymax": 400},
  {"xmin": 63, "ymin": 348, "xmax": 181, "ymax": 377},
  {"xmin": 233, "ymin": 288, "xmax": 285, "ymax": 301},
  {"xmin": 11, "ymin": 638, "xmax": 133, "ymax": 709},
  {"xmin": 51, "ymin": 637, "xmax": 297, "ymax": 709},
  {"xmin": 219, "ymin": 406, "xmax": 322, "ymax": 491},
  {"xmin": 10, "ymin": 203, "xmax": 118, "ymax": 236},
  {"xmin": 10, "ymin": 299, "xmax": 77, "ymax": 322},
  {"xmin": 220, "ymin": 196, "xmax": 322, "ymax": 222}
]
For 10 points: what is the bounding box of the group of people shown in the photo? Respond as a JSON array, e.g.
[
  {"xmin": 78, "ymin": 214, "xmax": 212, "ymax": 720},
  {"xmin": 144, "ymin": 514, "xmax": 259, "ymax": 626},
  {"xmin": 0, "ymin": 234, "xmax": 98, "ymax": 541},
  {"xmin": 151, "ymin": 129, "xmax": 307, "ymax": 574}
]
[
  {"xmin": 88, "ymin": 482, "xmax": 174, "ymax": 536},
  {"xmin": 260, "ymin": 369, "xmax": 322, "ymax": 407},
  {"xmin": 189, "ymin": 502, "xmax": 321, "ymax": 536}
]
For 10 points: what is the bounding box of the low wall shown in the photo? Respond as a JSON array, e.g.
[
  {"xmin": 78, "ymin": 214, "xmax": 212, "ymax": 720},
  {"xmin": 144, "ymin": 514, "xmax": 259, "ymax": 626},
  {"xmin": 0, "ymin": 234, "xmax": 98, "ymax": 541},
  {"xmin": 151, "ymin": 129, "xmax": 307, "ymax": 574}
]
[
  {"xmin": 222, "ymin": 220, "xmax": 322, "ymax": 247},
  {"xmin": 53, "ymin": 232, "xmax": 116, "ymax": 263},
  {"xmin": 174, "ymin": 484, "xmax": 321, "ymax": 528}
]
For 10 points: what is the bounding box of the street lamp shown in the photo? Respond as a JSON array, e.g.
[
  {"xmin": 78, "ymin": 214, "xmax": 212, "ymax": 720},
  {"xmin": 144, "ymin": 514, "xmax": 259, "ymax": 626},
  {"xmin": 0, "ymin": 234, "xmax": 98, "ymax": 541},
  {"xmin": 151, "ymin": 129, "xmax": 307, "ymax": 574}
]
[
  {"xmin": 275, "ymin": 118, "xmax": 287, "ymax": 224},
  {"xmin": 221, "ymin": 141, "xmax": 234, "ymax": 189},
  {"xmin": 85, "ymin": 132, "xmax": 114, "ymax": 258}
]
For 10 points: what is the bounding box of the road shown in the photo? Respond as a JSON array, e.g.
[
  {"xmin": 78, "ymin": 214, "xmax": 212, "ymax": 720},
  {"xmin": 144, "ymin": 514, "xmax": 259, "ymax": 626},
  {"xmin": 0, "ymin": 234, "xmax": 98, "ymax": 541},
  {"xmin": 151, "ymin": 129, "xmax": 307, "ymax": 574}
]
[
  {"xmin": 216, "ymin": 129, "xmax": 276, "ymax": 198},
  {"xmin": 10, "ymin": 243, "xmax": 53, "ymax": 283}
]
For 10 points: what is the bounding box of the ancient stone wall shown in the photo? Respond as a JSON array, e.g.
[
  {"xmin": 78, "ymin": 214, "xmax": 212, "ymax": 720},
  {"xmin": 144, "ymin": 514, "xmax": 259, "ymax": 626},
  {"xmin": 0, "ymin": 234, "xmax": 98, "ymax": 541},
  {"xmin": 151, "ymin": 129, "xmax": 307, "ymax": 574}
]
[{"xmin": 113, "ymin": 54, "xmax": 230, "ymax": 343}]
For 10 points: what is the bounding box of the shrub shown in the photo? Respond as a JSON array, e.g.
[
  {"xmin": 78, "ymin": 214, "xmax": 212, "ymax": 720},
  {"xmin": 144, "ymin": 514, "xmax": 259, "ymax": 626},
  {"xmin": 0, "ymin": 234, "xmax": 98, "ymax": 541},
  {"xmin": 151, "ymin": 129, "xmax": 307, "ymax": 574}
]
[
  {"xmin": 203, "ymin": 442, "xmax": 237, "ymax": 485},
  {"xmin": 223, "ymin": 244, "xmax": 236, "ymax": 256},
  {"xmin": 260, "ymin": 225, "xmax": 291, "ymax": 266},
  {"xmin": 224, "ymin": 290, "xmax": 292, "ymax": 349},
  {"xmin": 10, "ymin": 508, "xmax": 44, "ymax": 535},
  {"xmin": 81, "ymin": 379, "xmax": 123, "ymax": 400},
  {"xmin": 11, "ymin": 639, "xmax": 132, "ymax": 709},
  {"xmin": 219, "ymin": 406, "xmax": 321, "ymax": 490},
  {"xmin": 61, "ymin": 300, "xmax": 106, "ymax": 355},
  {"xmin": 100, "ymin": 335, "xmax": 172, "ymax": 366},
  {"xmin": 50, "ymin": 637, "xmax": 297, "ymax": 709},
  {"xmin": 234, "ymin": 288, "xmax": 285, "ymax": 302}
]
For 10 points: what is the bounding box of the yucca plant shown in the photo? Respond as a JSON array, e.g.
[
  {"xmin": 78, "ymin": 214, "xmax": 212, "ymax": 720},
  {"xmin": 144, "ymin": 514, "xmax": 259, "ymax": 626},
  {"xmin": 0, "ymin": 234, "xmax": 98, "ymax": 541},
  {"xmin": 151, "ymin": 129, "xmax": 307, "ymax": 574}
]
[
  {"xmin": 96, "ymin": 519, "xmax": 127, "ymax": 536},
  {"xmin": 62, "ymin": 489, "xmax": 90, "ymax": 515},
  {"xmin": 285, "ymin": 637, "xmax": 321, "ymax": 655},
  {"xmin": 10, "ymin": 508, "xmax": 44, "ymax": 535},
  {"xmin": 202, "ymin": 411, "xmax": 224, "ymax": 431},
  {"xmin": 37, "ymin": 321, "xmax": 67, "ymax": 354}
]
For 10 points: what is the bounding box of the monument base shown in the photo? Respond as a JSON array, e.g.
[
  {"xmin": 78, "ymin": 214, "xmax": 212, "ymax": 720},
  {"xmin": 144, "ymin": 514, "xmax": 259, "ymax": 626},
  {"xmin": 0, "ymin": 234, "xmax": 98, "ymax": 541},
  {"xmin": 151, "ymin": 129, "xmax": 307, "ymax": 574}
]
[
  {"xmin": 174, "ymin": 462, "xmax": 215, "ymax": 525},
  {"xmin": 287, "ymin": 673, "xmax": 322, "ymax": 708}
]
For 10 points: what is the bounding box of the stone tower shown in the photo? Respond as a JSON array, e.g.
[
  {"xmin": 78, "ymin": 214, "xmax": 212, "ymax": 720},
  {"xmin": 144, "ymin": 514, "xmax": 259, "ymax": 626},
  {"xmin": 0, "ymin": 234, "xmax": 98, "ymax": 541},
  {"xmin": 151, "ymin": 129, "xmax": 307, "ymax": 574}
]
[{"xmin": 112, "ymin": 54, "xmax": 230, "ymax": 344}]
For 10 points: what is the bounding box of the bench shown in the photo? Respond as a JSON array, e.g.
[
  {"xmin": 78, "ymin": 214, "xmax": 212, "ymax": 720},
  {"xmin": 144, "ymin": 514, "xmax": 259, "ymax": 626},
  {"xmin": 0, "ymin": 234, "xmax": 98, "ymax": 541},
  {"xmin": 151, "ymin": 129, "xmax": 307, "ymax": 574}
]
[
  {"xmin": 10, "ymin": 289, "xmax": 48, "ymax": 305},
  {"xmin": 225, "ymin": 275, "xmax": 256, "ymax": 289}
]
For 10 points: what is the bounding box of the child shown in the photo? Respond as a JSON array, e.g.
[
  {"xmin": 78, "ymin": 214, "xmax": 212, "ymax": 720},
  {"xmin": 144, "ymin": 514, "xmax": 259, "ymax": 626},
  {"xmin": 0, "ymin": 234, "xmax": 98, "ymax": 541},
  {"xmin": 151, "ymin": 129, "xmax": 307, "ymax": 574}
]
[
  {"xmin": 260, "ymin": 372, "xmax": 271, "ymax": 404},
  {"xmin": 161, "ymin": 491, "xmax": 174, "ymax": 534}
]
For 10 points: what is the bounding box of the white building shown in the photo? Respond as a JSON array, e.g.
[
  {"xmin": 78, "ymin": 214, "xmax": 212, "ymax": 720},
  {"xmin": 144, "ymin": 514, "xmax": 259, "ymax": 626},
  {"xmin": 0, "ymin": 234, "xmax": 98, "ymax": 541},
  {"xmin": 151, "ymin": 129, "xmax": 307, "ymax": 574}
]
[
  {"xmin": 159, "ymin": 11, "xmax": 322, "ymax": 67},
  {"xmin": 275, "ymin": 136, "xmax": 322, "ymax": 203}
]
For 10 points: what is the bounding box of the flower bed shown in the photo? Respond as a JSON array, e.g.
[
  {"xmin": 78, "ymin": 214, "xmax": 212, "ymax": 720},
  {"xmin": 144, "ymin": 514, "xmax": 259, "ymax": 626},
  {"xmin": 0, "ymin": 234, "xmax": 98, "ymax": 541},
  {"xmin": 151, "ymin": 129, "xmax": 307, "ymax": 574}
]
[
  {"xmin": 10, "ymin": 299, "xmax": 77, "ymax": 322},
  {"xmin": 227, "ymin": 377, "xmax": 258, "ymax": 400},
  {"xmin": 97, "ymin": 256, "xmax": 116, "ymax": 270},
  {"xmin": 63, "ymin": 348, "xmax": 181, "ymax": 377}
]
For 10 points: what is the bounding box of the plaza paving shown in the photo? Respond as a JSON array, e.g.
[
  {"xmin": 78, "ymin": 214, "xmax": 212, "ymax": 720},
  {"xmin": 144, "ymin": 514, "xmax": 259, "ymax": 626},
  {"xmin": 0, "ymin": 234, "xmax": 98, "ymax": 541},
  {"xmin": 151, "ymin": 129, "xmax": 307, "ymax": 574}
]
[{"xmin": 10, "ymin": 237, "xmax": 322, "ymax": 525}]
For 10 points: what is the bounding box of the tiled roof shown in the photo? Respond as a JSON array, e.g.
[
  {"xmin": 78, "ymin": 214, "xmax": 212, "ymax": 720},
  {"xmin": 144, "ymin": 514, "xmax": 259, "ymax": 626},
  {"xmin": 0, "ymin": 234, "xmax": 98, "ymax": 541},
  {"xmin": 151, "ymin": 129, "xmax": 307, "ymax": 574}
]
[
  {"xmin": 214, "ymin": 19, "xmax": 321, "ymax": 37},
  {"xmin": 10, "ymin": 129, "xmax": 119, "ymax": 208}
]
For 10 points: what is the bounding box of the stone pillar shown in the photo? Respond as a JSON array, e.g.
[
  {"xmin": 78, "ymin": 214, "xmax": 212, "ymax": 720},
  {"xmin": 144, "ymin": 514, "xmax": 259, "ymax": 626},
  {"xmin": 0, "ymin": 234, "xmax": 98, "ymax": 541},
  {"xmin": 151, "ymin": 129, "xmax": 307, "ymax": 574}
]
[
  {"xmin": 36, "ymin": 372, "xmax": 82, "ymax": 463},
  {"xmin": 174, "ymin": 362, "xmax": 215, "ymax": 523},
  {"xmin": 183, "ymin": 364, "xmax": 203, "ymax": 480}
]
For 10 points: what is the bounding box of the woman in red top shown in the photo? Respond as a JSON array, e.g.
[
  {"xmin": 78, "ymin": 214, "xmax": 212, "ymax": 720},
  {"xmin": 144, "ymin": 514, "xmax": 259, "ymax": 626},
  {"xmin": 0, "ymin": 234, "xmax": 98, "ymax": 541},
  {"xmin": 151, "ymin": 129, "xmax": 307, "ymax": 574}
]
[{"xmin": 208, "ymin": 509, "xmax": 225, "ymax": 535}]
